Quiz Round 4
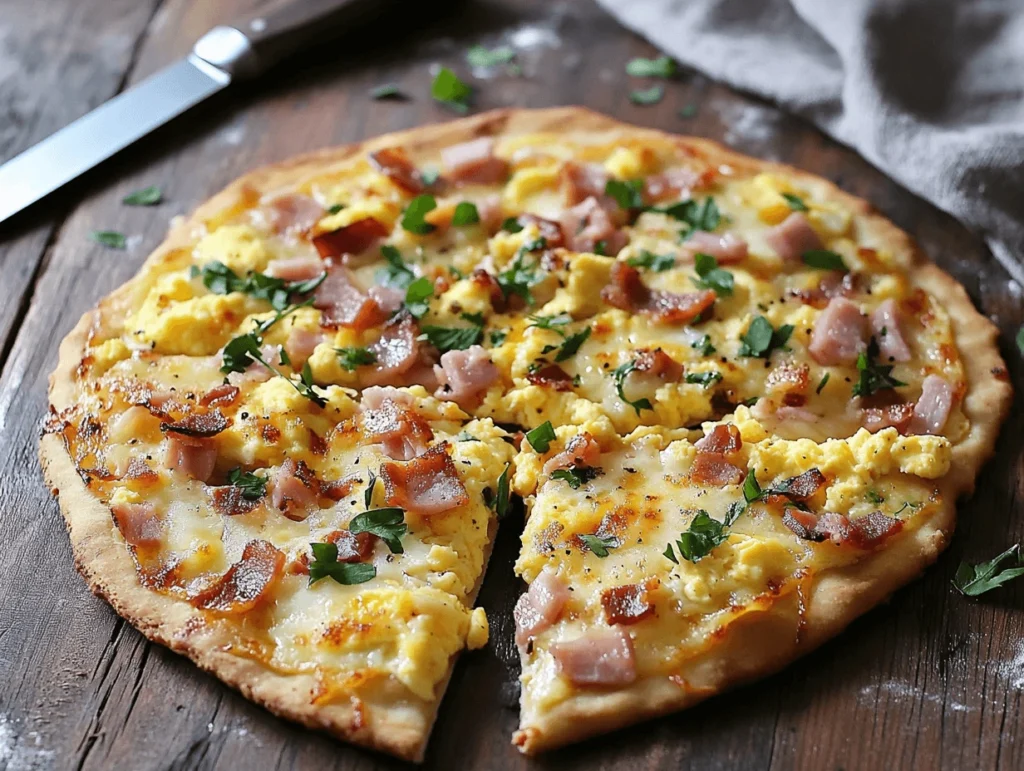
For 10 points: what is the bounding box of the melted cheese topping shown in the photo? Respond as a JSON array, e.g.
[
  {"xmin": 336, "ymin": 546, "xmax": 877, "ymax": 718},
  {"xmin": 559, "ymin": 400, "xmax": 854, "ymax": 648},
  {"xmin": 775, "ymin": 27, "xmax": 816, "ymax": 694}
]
[{"xmin": 52, "ymin": 126, "xmax": 972, "ymax": 727}]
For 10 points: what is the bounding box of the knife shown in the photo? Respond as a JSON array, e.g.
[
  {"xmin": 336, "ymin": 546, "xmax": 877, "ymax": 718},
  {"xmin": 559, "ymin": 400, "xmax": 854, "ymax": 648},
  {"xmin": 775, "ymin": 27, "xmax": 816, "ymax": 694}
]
[{"xmin": 0, "ymin": 0, "xmax": 380, "ymax": 225}]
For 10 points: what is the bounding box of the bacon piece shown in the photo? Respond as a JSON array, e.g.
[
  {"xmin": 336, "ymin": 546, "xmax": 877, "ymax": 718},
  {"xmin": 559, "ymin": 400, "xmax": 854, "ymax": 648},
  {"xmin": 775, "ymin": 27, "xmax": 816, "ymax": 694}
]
[
  {"xmin": 514, "ymin": 569, "xmax": 571, "ymax": 649},
  {"xmin": 560, "ymin": 197, "xmax": 627, "ymax": 255},
  {"xmin": 542, "ymin": 433, "xmax": 601, "ymax": 475},
  {"xmin": 782, "ymin": 508, "xmax": 822, "ymax": 541},
  {"xmin": 471, "ymin": 268, "xmax": 505, "ymax": 310},
  {"xmin": 682, "ymin": 231, "xmax": 749, "ymax": 265},
  {"xmin": 527, "ymin": 363, "xmax": 575, "ymax": 391},
  {"xmin": 441, "ymin": 138, "xmax": 509, "ymax": 184},
  {"xmin": 765, "ymin": 212, "xmax": 822, "ymax": 261},
  {"xmin": 263, "ymin": 193, "xmax": 323, "ymax": 236},
  {"xmin": 191, "ymin": 540, "xmax": 285, "ymax": 614},
  {"xmin": 111, "ymin": 502, "xmax": 163, "ymax": 548},
  {"xmin": 161, "ymin": 411, "xmax": 228, "ymax": 439},
  {"xmin": 908, "ymin": 374, "xmax": 954, "ymax": 435},
  {"xmin": 695, "ymin": 424, "xmax": 742, "ymax": 455},
  {"xmin": 265, "ymin": 255, "xmax": 325, "ymax": 282},
  {"xmin": 200, "ymin": 384, "xmax": 240, "ymax": 408},
  {"xmin": 434, "ymin": 345, "xmax": 500, "ymax": 406},
  {"xmin": 862, "ymin": 402, "xmax": 915, "ymax": 434},
  {"xmin": 358, "ymin": 388, "xmax": 434, "ymax": 461},
  {"xmin": 871, "ymin": 299, "xmax": 912, "ymax": 362},
  {"xmin": 369, "ymin": 147, "xmax": 425, "ymax": 195},
  {"xmin": 690, "ymin": 452, "xmax": 744, "ymax": 486},
  {"xmin": 362, "ymin": 314, "xmax": 420, "ymax": 387},
  {"xmin": 326, "ymin": 529, "xmax": 378, "ymax": 563},
  {"xmin": 561, "ymin": 161, "xmax": 609, "ymax": 206},
  {"xmin": 380, "ymin": 442, "xmax": 469, "ymax": 516},
  {"xmin": 633, "ymin": 348, "xmax": 683, "ymax": 381},
  {"xmin": 766, "ymin": 363, "xmax": 810, "ymax": 405},
  {"xmin": 809, "ymin": 297, "xmax": 868, "ymax": 366},
  {"xmin": 270, "ymin": 459, "xmax": 320, "ymax": 515},
  {"xmin": 813, "ymin": 511, "xmax": 903, "ymax": 547},
  {"xmin": 476, "ymin": 195, "xmax": 504, "ymax": 233},
  {"xmin": 601, "ymin": 583, "xmax": 655, "ymax": 626},
  {"xmin": 643, "ymin": 166, "xmax": 714, "ymax": 203},
  {"xmin": 314, "ymin": 266, "xmax": 388, "ymax": 330},
  {"xmin": 284, "ymin": 327, "xmax": 325, "ymax": 362},
  {"xmin": 791, "ymin": 272, "xmax": 860, "ymax": 309},
  {"xmin": 312, "ymin": 218, "xmax": 389, "ymax": 260},
  {"xmin": 550, "ymin": 627, "xmax": 637, "ymax": 687},
  {"xmin": 165, "ymin": 435, "xmax": 217, "ymax": 482},
  {"xmin": 513, "ymin": 213, "xmax": 565, "ymax": 248},
  {"xmin": 602, "ymin": 262, "xmax": 716, "ymax": 325},
  {"xmin": 211, "ymin": 486, "xmax": 262, "ymax": 517},
  {"xmin": 765, "ymin": 469, "xmax": 827, "ymax": 508}
]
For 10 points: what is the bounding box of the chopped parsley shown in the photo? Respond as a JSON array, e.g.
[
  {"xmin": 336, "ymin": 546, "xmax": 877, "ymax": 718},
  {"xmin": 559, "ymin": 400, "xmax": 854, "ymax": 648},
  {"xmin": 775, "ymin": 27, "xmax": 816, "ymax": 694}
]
[
  {"xmin": 664, "ymin": 505, "xmax": 743, "ymax": 564},
  {"xmin": 91, "ymin": 230, "xmax": 127, "ymax": 249},
  {"xmin": 625, "ymin": 55, "xmax": 676, "ymax": 78},
  {"xmin": 678, "ymin": 104, "xmax": 698, "ymax": 119},
  {"xmin": 369, "ymin": 83, "xmax": 404, "ymax": 100},
  {"xmin": 226, "ymin": 468, "xmax": 267, "ymax": 500},
  {"xmin": 627, "ymin": 249, "xmax": 675, "ymax": 272},
  {"xmin": 528, "ymin": 313, "xmax": 571, "ymax": 332},
  {"xmin": 692, "ymin": 252, "xmax": 734, "ymax": 296},
  {"xmin": 496, "ymin": 238, "xmax": 545, "ymax": 304},
  {"xmin": 326, "ymin": 203, "xmax": 345, "ymax": 215},
  {"xmin": 579, "ymin": 533, "xmax": 617, "ymax": 558},
  {"xmin": 551, "ymin": 466, "xmax": 601, "ymax": 489},
  {"xmin": 526, "ymin": 421, "xmax": 557, "ymax": 453},
  {"xmin": 419, "ymin": 323, "xmax": 483, "ymax": 352},
  {"xmin": 490, "ymin": 463, "xmax": 511, "ymax": 519},
  {"xmin": 489, "ymin": 329, "xmax": 508, "ymax": 346},
  {"xmin": 336, "ymin": 346, "xmax": 377, "ymax": 371},
  {"xmin": 738, "ymin": 315, "xmax": 793, "ymax": 358},
  {"xmin": 456, "ymin": 431, "xmax": 479, "ymax": 442},
  {"xmin": 556, "ymin": 327, "xmax": 591, "ymax": 362},
  {"xmin": 308, "ymin": 543, "xmax": 376, "ymax": 586},
  {"xmin": 452, "ymin": 201, "xmax": 480, "ymax": 226},
  {"xmin": 364, "ymin": 470, "xmax": 377, "ymax": 508},
  {"xmin": 122, "ymin": 185, "xmax": 162, "ymax": 206},
  {"xmin": 419, "ymin": 167, "xmax": 441, "ymax": 186},
  {"xmin": 194, "ymin": 261, "xmax": 325, "ymax": 310},
  {"xmin": 529, "ymin": 314, "xmax": 590, "ymax": 361},
  {"xmin": 401, "ymin": 194, "xmax": 437, "ymax": 235},
  {"xmin": 952, "ymin": 544, "xmax": 1024, "ymax": 597},
  {"xmin": 630, "ymin": 85, "xmax": 664, "ymax": 105},
  {"xmin": 852, "ymin": 338, "xmax": 907, "ymax": 397},
  {"xmin": 816, "ymin": 372, "xmax": 830, "ymax": 394},
  {"xmin": 654, "ymin": 197, "xmax": 721, "ymax": 235},
  {"xmin": 349, "ymin": 507, "xmax": 407, "ymax": 554},
  {"xmin": 692, "ymin": 334, "xmax": 716, "ymax": 356},
  {"xmin": 431, "ymin": 67, "xmax": 472, "ymax": 112},
  {"xmin": 404, "ymin": 276, "xmax": 434, "ymax": 318},
  {"xmin": 782, "ymin": 193, "xmax": 808, "ymax": 212},
  {"xmin": 684, "ymin": 371, "xmax": 723, "ymax": 388},
  {"xmin": 377, "ymin": 245, "xmax": 416, "ymax": 289},
  {"xmin": 500, "ymin": 216, "xmax": 524, "ymax": 233},
  {"xmin": 466, "ymin": 44, "xmax": 516, "ymax": 68},
  {"xmin": 802, "ymin": 249, "xmax": 848, "ymax": 272},
  {"xmin": 866, "ymin": 489, "xmax": 885, "ymax": 505},
  {"xmin": 612, "ymin": 360, "xmax": 653, "ymax": 415},
  {"xmin": 604, "ymin": 178, "xmax": 644, "ymax": 210}
]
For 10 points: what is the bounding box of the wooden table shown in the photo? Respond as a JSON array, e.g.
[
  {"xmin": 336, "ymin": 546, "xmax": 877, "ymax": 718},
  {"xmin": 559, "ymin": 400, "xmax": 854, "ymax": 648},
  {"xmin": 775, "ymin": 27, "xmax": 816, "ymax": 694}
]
[{"xmin": 1, "ymin": 1, "xmax": 1022, "ymax": 768}]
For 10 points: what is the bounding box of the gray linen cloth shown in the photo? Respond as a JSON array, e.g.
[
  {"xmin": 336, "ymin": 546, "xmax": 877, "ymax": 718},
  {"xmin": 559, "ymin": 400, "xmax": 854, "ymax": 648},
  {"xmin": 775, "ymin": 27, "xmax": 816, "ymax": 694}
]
[{"xmin": 595, "ymin": 0, "xmax": 1024, "ymax": 283}]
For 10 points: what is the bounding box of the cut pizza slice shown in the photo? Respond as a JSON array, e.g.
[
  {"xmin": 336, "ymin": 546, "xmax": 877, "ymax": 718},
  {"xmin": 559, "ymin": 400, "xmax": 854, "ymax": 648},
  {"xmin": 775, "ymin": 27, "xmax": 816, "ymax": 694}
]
[{"xmin": 509, "ymin": 410, "xmax": 955, "ymax": 752}]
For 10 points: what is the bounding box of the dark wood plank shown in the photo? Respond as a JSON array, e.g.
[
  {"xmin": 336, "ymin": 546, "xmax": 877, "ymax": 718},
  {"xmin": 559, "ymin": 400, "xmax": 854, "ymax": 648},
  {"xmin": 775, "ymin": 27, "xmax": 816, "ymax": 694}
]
[{"xmin": 0, "ymin": 1, "xmax": 1021, "ymax": 769}]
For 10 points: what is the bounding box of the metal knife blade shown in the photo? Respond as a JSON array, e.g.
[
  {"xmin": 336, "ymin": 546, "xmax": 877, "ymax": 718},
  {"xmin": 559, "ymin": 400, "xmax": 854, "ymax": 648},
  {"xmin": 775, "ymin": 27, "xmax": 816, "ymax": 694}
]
[{"xmin": 0, "ymin": 56, "xmax": 230, "ymax": 225}]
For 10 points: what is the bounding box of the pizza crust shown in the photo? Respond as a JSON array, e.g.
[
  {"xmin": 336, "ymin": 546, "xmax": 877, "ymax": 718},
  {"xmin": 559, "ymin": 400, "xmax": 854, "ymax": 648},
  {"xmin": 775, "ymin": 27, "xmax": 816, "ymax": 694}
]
[{"xmin": 40, "ymin": 107, "xmax": 1012, "ymax": 759}]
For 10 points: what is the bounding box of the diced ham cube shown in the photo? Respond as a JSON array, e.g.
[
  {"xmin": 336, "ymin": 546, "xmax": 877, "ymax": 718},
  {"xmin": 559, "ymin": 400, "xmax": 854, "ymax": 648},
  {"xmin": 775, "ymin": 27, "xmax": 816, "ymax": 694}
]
[
  {"xmin": 441, "ymin": 138, "xmax": 509, "ymax": 184},
  {"xmin": 550, "ymin": 626, "xmax": 637, "ymax": 687},
  {"xmin": 111, "ymin": 502, "xmax": 163, "ymax": 549},
  {"xmin": 560, "ymin": 197, "xmax": 627, "ymax": 255},
  {"xmin": 265, "ymin": 255, "xmax": 325, "ymax": 282},
  {"xmin": 513, "ymin": 569, "xmax": 571, "ymax": 649},
  {"xmin": 312, "ymin": 218, "xmax": 389, "ymax": 260},
  {"xmin": 262, "ymin": 193, "xmax": 323, "ymax": 236},
  {"xmin": 600, "ymin": 583, "xmax": 655, "ymax": 626},
  {"xmin": 434, "ymin": 345, "xmax": 501, "ymax": 406},
  {"xmin": 165, "ymin": 435, "xmax": 217, "ymax": 482},
  {"xmin": 682, "ymin": 231, "xmax": 749, "ymax": 265},
  {"xmin": 871, "ymin": 299, "xmax": 912, "ymax": 362},
  {"xmin": 808, "ymin": 297, "xmax": 868, "ymax": 366},
  {"xmin": 314, "ymin": 266, "xmax": 389, "ymax": 331},
  {"xmin": 542, "ymin": 433, "xmax": 601, "ymax": 475},
  {"xmin": 369, "ymin": 147, "xmax": 425, "ymax": 195},
  {"xmin": 766, "ymin": 213, "xmax": 822, "ymax": 261},
  {"xmin": 363, "ymin": 314, "xmax": 421, "ymax": 387},
  {"xmin": 908, "ymin": 374, "xmax": 954, "ymax": 435},
  {"xmin": 694, "ymin": 424, "xmax": 742, "ymax": 455}
]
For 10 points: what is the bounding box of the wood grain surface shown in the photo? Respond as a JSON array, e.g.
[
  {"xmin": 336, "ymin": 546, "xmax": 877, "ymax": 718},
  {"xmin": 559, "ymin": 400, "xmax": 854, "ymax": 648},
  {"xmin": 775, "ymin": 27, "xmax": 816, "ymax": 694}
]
[{"xmin": 1, "ymin": 1, "xmax": 1021, "ymax": 769}]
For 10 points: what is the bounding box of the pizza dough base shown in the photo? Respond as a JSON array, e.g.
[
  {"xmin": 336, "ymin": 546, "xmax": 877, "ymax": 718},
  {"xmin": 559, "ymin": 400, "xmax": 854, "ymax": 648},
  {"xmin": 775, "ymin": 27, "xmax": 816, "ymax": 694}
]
[{"xmin": 40, "ymin": 107, "xmax": 1012, "ymax": 759}]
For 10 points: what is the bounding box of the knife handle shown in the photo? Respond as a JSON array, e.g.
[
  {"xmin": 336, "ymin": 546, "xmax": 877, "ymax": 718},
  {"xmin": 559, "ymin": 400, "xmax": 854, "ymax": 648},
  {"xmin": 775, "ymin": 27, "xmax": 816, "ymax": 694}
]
[{"xmin": 193, "ymin": 0, "xmax": 381, "ymax": 79}]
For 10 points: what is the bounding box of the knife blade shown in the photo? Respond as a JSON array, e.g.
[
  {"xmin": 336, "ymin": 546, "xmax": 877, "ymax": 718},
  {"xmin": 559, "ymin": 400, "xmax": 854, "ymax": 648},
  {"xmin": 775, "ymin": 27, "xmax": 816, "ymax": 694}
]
[{"xmin": 0, "ymin": 0, "xmax": 381, "ymax": 225}]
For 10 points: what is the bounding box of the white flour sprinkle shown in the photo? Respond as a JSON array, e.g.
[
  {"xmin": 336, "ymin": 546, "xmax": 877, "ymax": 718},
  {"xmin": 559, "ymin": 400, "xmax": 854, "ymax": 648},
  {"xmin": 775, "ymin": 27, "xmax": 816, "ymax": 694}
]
[
  {"xmin": 858, "ymin": 681, "xmax": 975, "ymax": 713},
  {"xmin": 0, "ymin": 715, "xmax": 56, "ymax": 771},
  {"xmin": 715, "ymin": 100, "xmax": 783, "ymax": 150},
  {"xmin": 469, "ymin": 20, "xmax": 564, "ymax": 80},
  {"xmin": 994, "ymin": 639, "xmax": 1024, "ymax": 689},
  {"xmin": 508, "ymin": 24, "xmax": 562, "ymax": 52}
]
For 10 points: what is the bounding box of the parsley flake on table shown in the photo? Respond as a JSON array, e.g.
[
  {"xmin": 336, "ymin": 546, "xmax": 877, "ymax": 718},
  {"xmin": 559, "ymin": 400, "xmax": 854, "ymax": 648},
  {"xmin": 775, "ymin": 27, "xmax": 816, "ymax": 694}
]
[
  {"xmin": 612, "ymin": 360, "xmax": 653, "ymax": 415},
  {"xmin": 308, "ymin": 543, "xmax": 376, "ymax": 586},
  {"xmin": 604, "ymin": 178, "xmax": 644, "ymax": 210},
  {"xmin": 630, "ymin": 85, "xmax": 664, "ymax": 105},
  {"xmin": 226, "ymin": 468, "xmax": 268, "ymax": 500},
  {"xmin": 122, "ymin": 185, "xmax": 162, "ymax": 206},
  {"xmin": 579, "ymin": 533, "xmax": 617, "ymax": 558},
  {"xmin": 852, "ymin": 338, "xmax": 907, "ymax": 397},
  {"xmin": 336, "ymin": 346, "xmax": 377, "ymax": 371},
  {"xmin": 627, "ymin": 249, "xmax": 675, "ymax": 272},
  {"xmin": 664, "ymin": 505, "xmax": 743, "ymax": 564},
  {"xmin": 525, "ymin": 421, "xmax": 556, "ymax": 453},
  {"xmin": 692, "ymin": 252, "xmax": 734, "ymax": 296},
  {"xmin": 551, "ymin": 466, "xmax": 601, "ymax": 489},
  {"xmin": 952, "ymin": 544, "xmax": 1024, "ymax": 597},
  {"xmin": 452, "ymin": 201, "xmax": 480, "ymax": 226},
  {"xmin": 678, "ymin": 103, "xmax": 698, "ymax": 119},
  {"xmin": 431, "ymin": 67, "xmax": 472, "ymax": 112},
  {"xmin": 802, "ymin": 249, "xmax": 848, "ymax": 272},
  {"xmin": 625, "ymin": 55, "xmax": 676, "ymax": 78},
  {"xmin": 1017, "ymin": 325, "xmax": 1024, "ymax": 357},
  {"xmin": 369, "ymin": 83, "xmax": 404, "ymax": 100},
  {"xmin": 91, "ymin": 230, "xmax": 127, "ymax": 249},
  {"xmin": 349, "ymin": 507, "xmax": 407, "ymax": 554},
  {"xmin": 466, "ymin": 44, "xmax": 516, "ymax": 68},
  {"xmin": 401, "ymin": 194, "xmax": 437, "ymax": 234},
  {"xmin": 738, "ymin": 315, "xmax": 794, "ymax": 358}
]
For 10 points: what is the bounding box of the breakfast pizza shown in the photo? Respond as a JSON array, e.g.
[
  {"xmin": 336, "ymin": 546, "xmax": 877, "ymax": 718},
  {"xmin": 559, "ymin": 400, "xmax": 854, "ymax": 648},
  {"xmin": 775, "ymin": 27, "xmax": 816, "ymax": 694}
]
[{"xmin": 40, "ymin": 107, "xmax": 1011, "ymax": 759}]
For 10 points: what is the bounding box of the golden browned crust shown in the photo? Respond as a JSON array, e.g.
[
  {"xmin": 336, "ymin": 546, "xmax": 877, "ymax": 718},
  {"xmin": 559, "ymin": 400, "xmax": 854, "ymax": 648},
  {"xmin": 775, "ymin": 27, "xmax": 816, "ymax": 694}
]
[{"xmin": 40, "ymin": 107, "xmax": 1012, "ymax": 758}]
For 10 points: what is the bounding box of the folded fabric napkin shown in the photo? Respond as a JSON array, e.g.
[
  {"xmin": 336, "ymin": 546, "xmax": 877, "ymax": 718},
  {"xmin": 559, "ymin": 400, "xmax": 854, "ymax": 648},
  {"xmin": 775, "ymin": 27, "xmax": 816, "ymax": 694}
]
[{"xmin": 596, "ymin": 0, "xmax": 1024, "ymax": 283}]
